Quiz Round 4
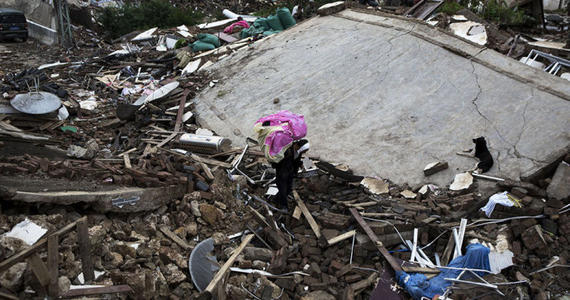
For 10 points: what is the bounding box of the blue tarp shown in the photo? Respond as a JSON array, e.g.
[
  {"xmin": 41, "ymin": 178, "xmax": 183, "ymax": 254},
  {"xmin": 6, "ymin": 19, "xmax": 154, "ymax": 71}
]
[{"xmin": 396, "ymin": 243, "xmax": 491, "ymax": 299}]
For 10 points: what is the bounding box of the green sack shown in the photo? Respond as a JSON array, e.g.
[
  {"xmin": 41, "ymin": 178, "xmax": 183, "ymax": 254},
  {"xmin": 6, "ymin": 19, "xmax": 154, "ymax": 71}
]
[
  {"xmin": 192, "ymin": 40, "xmax": 216, "ymax": 52},
  {"xmin": 266, "ymin": 14, "xmax": 284, "ymax": 31},
  {"xmin": 197, "ymin": 33, "xmax": 220, "ymax": 47},
  {"xmin": 276, "ymin": 7, "xmax": 296, "ymax": 29},
  {"xmin": 253, "ymin": 18, "xmax": 270, "ymax": 31},
  {"xmin": 263, "ymin": 30, "xmax": 280, "ymax": 36}
]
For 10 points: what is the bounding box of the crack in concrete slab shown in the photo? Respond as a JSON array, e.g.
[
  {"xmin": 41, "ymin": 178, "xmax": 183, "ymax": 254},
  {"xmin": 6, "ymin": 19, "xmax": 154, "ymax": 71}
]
[
  {"xmin": 468, "ymin": 60, "xmax": 512, "ymax": 146},
  {"xmin": 467, "ymin": 60, "xmax": 547, "ymax": 168}
]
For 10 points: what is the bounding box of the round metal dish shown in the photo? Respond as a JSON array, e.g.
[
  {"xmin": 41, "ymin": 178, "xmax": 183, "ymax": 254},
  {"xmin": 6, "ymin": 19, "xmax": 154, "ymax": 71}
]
[{"xmin": 10, "ymin": 92, "xmax": 62, "ymax": 114}]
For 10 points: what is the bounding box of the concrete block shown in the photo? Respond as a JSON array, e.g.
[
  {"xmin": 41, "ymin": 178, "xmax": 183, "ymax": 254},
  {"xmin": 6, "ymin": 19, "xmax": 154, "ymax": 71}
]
[{"xmin": 547, "ymin": 161, "xmax": 570, "ymax": 200}]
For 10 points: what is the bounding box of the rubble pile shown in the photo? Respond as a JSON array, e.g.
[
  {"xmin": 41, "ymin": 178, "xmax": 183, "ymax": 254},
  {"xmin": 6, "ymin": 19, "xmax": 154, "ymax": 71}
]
[{"xmin": 0, "ymin": 3, "xmax": 569, "ymax": 300}]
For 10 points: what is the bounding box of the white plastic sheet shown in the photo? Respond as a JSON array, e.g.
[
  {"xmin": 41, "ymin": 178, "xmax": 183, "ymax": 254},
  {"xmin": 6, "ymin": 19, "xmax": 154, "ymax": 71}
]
[
  {"xmin": 480, "ymin": 191, "xmax": 513, "ymax": 217},
  {"xmin": 3, "ymin": 218, "xmax": 47, "ymax": 245}
]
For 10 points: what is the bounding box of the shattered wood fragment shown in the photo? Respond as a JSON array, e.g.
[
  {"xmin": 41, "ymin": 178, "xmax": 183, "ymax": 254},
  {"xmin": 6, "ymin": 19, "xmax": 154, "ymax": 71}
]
[
  {"xmin": 77, "ymin": 219, "xmax": 95, "ymax": 282},
  {"xmin": 327, "ymin": 230, "xmax": 356, "ymax": 246},
  {"xmin": 47, "ymin": 235, "xmax": 59, "ymax": 297},
  {"xmin": 0, "ymin": 216, "xmax": 87, "ymax": 273},
  {"xmin": 174, "ymin": 89, "xmax": 190, "ymax": 132},
  {"xmin": 190, "ymin": 153, "xmax": 232, "ymax": 168},
  {"xmin": 316, "ymin": 211, "xmax": 352, "ymax": 229},
  {"xmin": 293, "ymin": 191, "xmax": 322, "ymax": 238},
  {"xmin": 0, "ymin": 292, "xmax": 18, "ymax": 300},
  {"xmin": 402, "ymin": 266, "xmax": 440, "ymax": 274},
  {"xmin": 292, "ymin": 206, "xmax": 302, "ymax": 220},
  {"xmin": 423, "ymin": 161, "xmax": 448, "ymax": 176},
  {"xmin": 350, "ymin": 272, "xmax": 379, "ymax": 294},
  {"xmin": 349, "ymin": 208, "xmax": 402, "ymax": 273},
  {"xmin": 246, "ymin": 225, "xmax": 273, "ymax": 250},
  {"xmin": 248, "ymin": 206, "xmax": 271, "ymax": 228},
  {"xmin": 154, "ymin": 132, "xmax": 179, "ymax": 150},
  {"xmin": 123, "ymin": 154, "xmax": 132, "ymax": 169},
  {"xmin": 159, "ymin": 225, "xmax": 191, "ymax": 250},
  {"xmin": 28, "ymin": 253, "xmax": 50, "ymax": 287},
  {"xmin": 268, "ymin": 247, "xmax": 289, "ymax": 274},
  {"xmin": 200, "ymin": 161, "xmax": 215, "ymax": 181},
  {"xmin": 60, "ymin": 285, "xmax": 133, "ymax": 297},
  {"xmin": 204, "ymin": 234, "xmax": 254, "ymax": 294}
]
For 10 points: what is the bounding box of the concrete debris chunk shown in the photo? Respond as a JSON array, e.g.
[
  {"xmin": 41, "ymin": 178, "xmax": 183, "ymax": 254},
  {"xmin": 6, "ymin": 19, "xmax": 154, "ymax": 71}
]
[
  {"xmin": 424, "ymin": 161, "xmax": 449, "ymax": 176},
  {"xmin": 450, "ymin": 172, "xmax": 473, "ymax": 191},
  {"xmin": 360, "ymin": 177, "xmax": 389, "ymax": 194},
  {"xmin": 450, "ymin": 21, "xmax": 488, "ymax": 45},
  {"xmin": 0, "ymin": 262, "xmax": 27, "ymax": 292},
  {"xmin": 546, "ymin": 161, "xmax": 570, "ymax": 200},
  {"xmin": 317, "ymin": 1, "xmax": 346, "ymax": 16},
  {"xmin": 400, "ymin": 190, "xmax": 417, "ymax": 199}
]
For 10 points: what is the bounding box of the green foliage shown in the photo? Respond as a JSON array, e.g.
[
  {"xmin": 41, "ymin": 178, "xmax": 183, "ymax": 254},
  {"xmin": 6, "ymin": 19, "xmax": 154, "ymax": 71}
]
[
  {"xmin": 97, "ymin": 0, "xmax": 203, "ymax": 39},
  {"xmin": 253, "ymin": 0, "xmax": 339, "ymax": 18},
  {"xmin": 438, "ymin": 0, "xmax": 530, "ymax": 25},
  {"xmin": 478, "ymin": 0, "xmax": 527, "ymax": 25},
  {"xmin": 439, "ymin": 1, "xmax": 464, "ymax": 15},
  {"xmin": 174, "ymin": 38, "xmax": 188, "ymax": 49}
]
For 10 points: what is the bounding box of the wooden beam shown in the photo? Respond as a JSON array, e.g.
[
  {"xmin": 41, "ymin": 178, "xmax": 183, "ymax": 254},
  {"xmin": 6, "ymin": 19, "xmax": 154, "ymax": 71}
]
[
  {"xmin": 28, "ymin": 254, "xmax": 50, "ymax": 287},
  {"xmin": 174, "ymin": 89, "xmax": 190, "ymax": 132},
  {"xmin": 191, "ymin": 154, "xmax": 232, "ymax": 168},
  {"xmin": 0, "ymin": 216, "xmax": 86, "ymax": 273},
  {"xmin": 248, "ymin": 206, "xmax": 270, "ymax": 228},
  {"xmin": 123, "ymin": 154, "xmax": 132, "ymax": 169},
  {"xmin": 47, "ymin": 235, "xmax": 59, "ymax": 297},
  {"xmin": 199, "ymin": 161, "xmax": 215, "ymax": 181},
  {"xmin": 77, "ymin": 219, "xmax": 94, "ymax": 282},
  {"xmin": 60, "ymin": 285, "xmax": 132, "ymax": 297},
  {"xmin": 245, "ymin": 225, "xmax": 274, "ymax": 250},
  {"xmin": 293, "ymin": 191, "xmax": 321, "ymax": 238},
  {"xmin": 159, "ymin": 226, "xmax": 191, "ymax": 250},
  {"xmin": 350, "ymin": 272, "xmax": 379, "ymax": 293},
  {"xmin": 292, "ymin": 206, "xmax": 302, "ymax": 220},
  {"xmin": 155, "ymin": 132, "xmax": 178, "ymax": 149},
  {"xmin": 349, "ymin": 208, "xmax": 402, "ymax": 273},
  {"xmin": 441, "ymin": 231, "xmax": 455, "ymax": 266},
  {"xmin": 402, "ymin": 266, "xmax": 440, "ymax": 274},
  {"xmin": 0, "ymin": 291, "xmax": 18, "ymax": 300},
  {"xmin": 264, "ymin": 204, "xmax": 280, "ymax": 232},
  {"xmin": 327, "ymin": 230, "xmax": 356, "ymax": 246},
  {"xmin": 204, "ymin": 234, "xmax": 254, "ymax": 293},
  {"xmin": 344, "ymin": 201, "xmax": 378, "ymax": 208}
]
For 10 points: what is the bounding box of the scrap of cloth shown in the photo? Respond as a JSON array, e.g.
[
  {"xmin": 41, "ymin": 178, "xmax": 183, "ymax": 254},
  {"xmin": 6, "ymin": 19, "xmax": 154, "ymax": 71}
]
[
  {"xmin": 254, "ymin": 110, "xmax": 307, "ymax": 163},
  {"xmin": 223, "ymin": 20, "xmax": 250, "ymax": 33},
  {"xmin": 396, "ymin": 243, "xmax": 491, "ymax": 300}
]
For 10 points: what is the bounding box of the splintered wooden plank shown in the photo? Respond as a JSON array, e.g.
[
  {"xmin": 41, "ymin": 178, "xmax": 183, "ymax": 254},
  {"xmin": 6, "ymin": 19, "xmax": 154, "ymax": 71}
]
[
  {"xmin": 0, "ymin": 216, "xmax": 86, "ymax": 273},
  {"xmin": 293, "ymin": 191, "xmax": 321, "ymax": 239},
  {"xmin": 174, "ymin": 89, "xmax": 190, "ymax": 132},
  {"xmin": 327, "ymin": 230, "xmax": 356, "ymax": 246},
  {"xmin": 199, "ymin": 161, "xmax": 215, "ymax": 181},
  {"xmin": 0, "ymin": 291, "xmax": 18, "ymax": 300},
  {"xmin": 349, "ymin": 208, "xmax": 403, "ymax": 273},
  {"xmin": 61, "ymin": 285, "xmax": 132, "ymax": 297},
  {"xmin": 248, "ymin": 206, "xmax": 270, "ymax": 228},
  {"xmin": 123, "ymin": 154, "xmax": 132, "ymax": 169},
  {"xmin": 204, "ymin": 234, "xmax": 254, "ymax": 293},
  {"xmin": 292, "ymin": 206, "xmax": 302, "ymax": 220},
  {"xmin": 159, "ymin": 225, "xmax": 191, "ymax": 250},
  {"xmin": 28, "ymin": 254, "xmax": 50, "ymax": 287},
  {"xmin": 48, "ymin": 235, "xmax": 59, "ymax": 297},
  {"xmin": 216, "ymin": 32, "xmax": 238, "ymax": 43},
  {"xmin": 77, "ymin": 219, "xmax": 94, "ymax": 282}
]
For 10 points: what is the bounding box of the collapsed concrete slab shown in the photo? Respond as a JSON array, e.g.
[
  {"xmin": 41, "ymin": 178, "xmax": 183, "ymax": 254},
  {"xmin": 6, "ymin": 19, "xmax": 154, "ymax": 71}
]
[
  {"xmin": 195, "ymin": 9, "xmax": 570, "ymax": 187},
  {"xmin": 10, "ymin": 185, "xmax": 185, "ymax": 213}
]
